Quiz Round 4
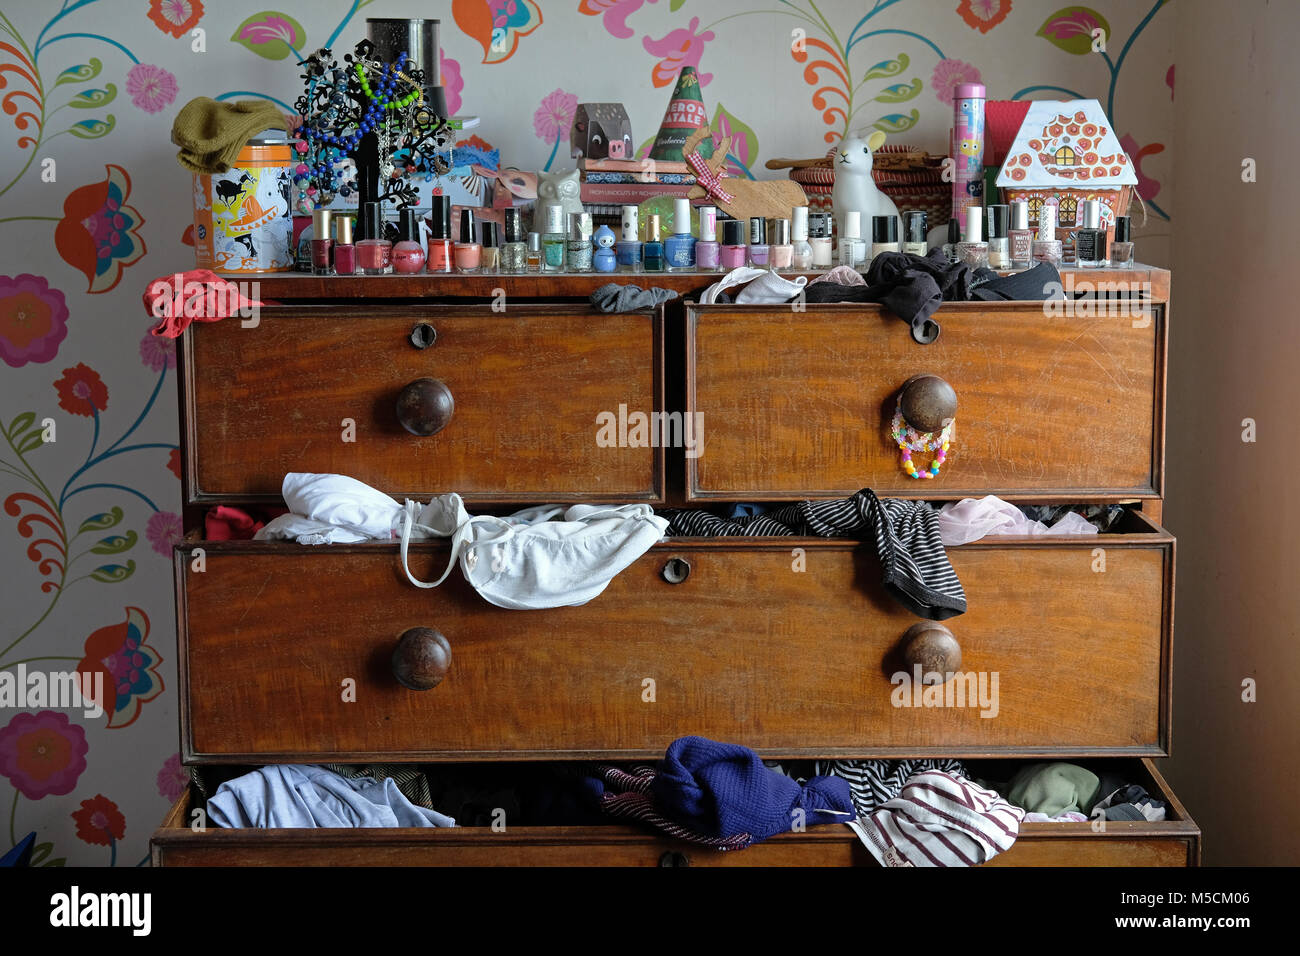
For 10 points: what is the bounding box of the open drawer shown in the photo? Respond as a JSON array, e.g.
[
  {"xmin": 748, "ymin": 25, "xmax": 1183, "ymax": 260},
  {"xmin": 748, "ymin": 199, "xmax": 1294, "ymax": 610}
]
[
  {"xmin": 150, "ymin": 758, "xmax": 1198, "ymax": 867},
  {"xmin": 175, "ymin": 509, "xmax": 1174, "ymax": 762}
]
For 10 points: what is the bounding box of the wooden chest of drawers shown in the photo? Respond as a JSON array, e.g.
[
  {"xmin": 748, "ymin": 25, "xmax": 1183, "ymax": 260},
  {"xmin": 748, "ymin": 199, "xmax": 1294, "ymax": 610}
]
[{"xmin": 154, "ymin": 266, "xmax": 1197, "ymax": 866}]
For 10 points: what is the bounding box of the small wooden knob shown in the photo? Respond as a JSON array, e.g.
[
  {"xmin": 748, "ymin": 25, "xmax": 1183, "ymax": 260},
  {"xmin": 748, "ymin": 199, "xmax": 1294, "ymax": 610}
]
[
  {"xmin": 396, "ymin": 378, "xmax": 454, "ymax": 436},
  {"xmin": 899, "ymin": 374, "xmax": 957, "ymax": 434},
  {"xmin": 392, "ymin": 627, "xmax": 451, "ymax": 690},
  {"xmin": 901, "ymin": 622, "xmax": 961, "ymax": 684}
]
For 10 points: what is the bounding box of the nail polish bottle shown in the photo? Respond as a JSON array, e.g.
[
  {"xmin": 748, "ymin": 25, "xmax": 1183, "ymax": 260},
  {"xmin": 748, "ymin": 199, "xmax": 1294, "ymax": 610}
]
[
  {"xmin": 541, "ymin": 205, "xmax": 566, "ymax": 272},
  {"xmin": 454, "ymin": 208, "xmax": 481, "ymax": 273},
  {"xmin": 1008, "ymin": 200, "xmax": 1033, "ymax": 269},
  {"xmin": 747, "ymin": 217, "xmax": 770, "ymax": 267},
  {"xmin": 871, "ymin": 214, "xmax": 900, "ymax": 265},
  {"xmin": 902, "ymin": 210, "xmax": 928, "ymax": 256},
  {"xmin": 480, "ymin": 220, "xmax": 500, "ymax": 273},
  {"xmin": 357, "ymin": 202, "xmax": 392, "ymax": 275},
  {"xmin": 392, "ymin": 208, "xmax": 427, "ymax": 274},
  {"xmin": 333, "ymin": 214, "xmax": 356, "ymax": 276},
  {"xmin": 809, "ymin": 213, "xmax": 834, "ymax": 267},
  {"xmin": 942, "ymin": 218, "xmax": 962, "ymax": 264},
  {"xmin": 500, "ymin": 208, "xmax": 527, "ymax": 274},
  {"xmin": 695, "ymin": 205, "xmax": 720, "ymax": 271},
  {"xmin": 643, "ymin": 214, "xmax": 665, "ymax": 272},
  {"xmin": 426, "ymin": 196, "xmax": 454, "ymax": 274},
  {"xmin": 985, "ymin": 204, "xmax": 1010, "ymax": 270},
  {"xmin": 311, "ymin": 208, "xmax": 334, "ymax": 275},
  {"xmin": 769, "ymin": 217, "xmax": 793, "ymax": 269},
  {"xmin": 1110, "ymin": 215, "xmax": 1134, "ymax": 268},
  {"xmin": 1032, "ymin": 204, "xmax": 1062, "ymax": 265},
  {"xmin": 1074, "ymin": 198, "xmax": 1108, "ymax": 268},
  {"xmin": 791, "ymin": 206, "xmax": 814, "ymax": 270},
  {"xmin": 567, "ymin": 211, "xmax": 593, "ymax": 273},
  {"xmin": 664, "ymin": 198, "xmax": 696, "ymax": 271},
  {"xmin": 720, "ymin": 218, "xmax": 747, "ymax": 269},
  {"xmin": 616, "ymin": 205, "xmax": 642, "ymax": 273},
  {"xmin": 838, "ymin": 210, "xmax": 866, "ymax": 268},
  {"xmin": 526, "ymin": 232, "xmax": 543, "ymax": 272},
  {"xmin": 956, "ymin": 205, "xmax": 988, "ymax": 269}
]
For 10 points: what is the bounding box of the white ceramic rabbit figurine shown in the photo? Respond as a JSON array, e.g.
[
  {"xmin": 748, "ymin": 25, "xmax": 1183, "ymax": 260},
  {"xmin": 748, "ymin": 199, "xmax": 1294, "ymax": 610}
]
[{"xmin": 831, "ymin": 130, "xmax": 899, "ymax": 239}]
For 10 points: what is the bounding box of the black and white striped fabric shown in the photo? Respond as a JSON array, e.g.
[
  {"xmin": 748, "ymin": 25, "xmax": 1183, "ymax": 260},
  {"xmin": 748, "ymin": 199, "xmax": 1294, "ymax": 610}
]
[
  {"xmin": 661, "ymin": 490, "xmax": 966, "ymax": 620},
  {"xmin": 812, "ymin": 758, "xmax": 970, "ymax": 817}
]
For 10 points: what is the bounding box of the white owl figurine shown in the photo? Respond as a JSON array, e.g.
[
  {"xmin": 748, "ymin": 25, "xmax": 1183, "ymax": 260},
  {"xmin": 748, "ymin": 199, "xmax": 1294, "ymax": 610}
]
[
  {"xmin": 831, "ymin": 130, "xmax": 899, "ymax": 237},
  {"xmin": 535, "ymin": 168, "xmax": 583, "ymax": 230}
]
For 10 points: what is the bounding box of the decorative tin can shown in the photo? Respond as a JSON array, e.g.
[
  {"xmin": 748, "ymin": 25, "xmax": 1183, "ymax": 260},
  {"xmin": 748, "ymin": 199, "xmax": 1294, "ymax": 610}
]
[{"xmin": 193, "ymin": 135, "xmax": 294, "ymax": 274}]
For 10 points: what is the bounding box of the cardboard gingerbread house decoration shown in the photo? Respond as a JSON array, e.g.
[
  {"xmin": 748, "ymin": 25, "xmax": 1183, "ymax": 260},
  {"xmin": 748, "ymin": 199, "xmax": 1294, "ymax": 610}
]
[
  {"xmin": 570, "ymin": 103, "xmax": 633, "ymax": 161},
  {"xmin": 996, "ymin": 98, "xmax": 1137, "ymax": 229}
]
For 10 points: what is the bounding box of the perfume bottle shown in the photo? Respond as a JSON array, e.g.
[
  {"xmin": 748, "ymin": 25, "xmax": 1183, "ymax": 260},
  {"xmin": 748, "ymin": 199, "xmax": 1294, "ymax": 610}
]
[
  {"xmin": 480, "ymin": 220, "xmax": 500, "ymax": 273},
  {"xmin": 541, "ymin": 205, "xmax": 566, "ymax": 272},
  {"xmin": 500, "ymin": 208, "xmax": 527, "ymax": 274},
  {"xmin": 333, "ymin": 214, "xmax": 355, "ymax": 276},
  {"xmin": 357, "ymin": 202, "xmax": 391, "ymax": 276},
  {"xmin": 392, "ymin": 208, "xmax": 426, "ymax": 275},
  {"xmin": 769, "ymin": 217, "xmax": 793, "ymax": 269},
  {"xmin": 1032, "ymin": 204, "xmax": 1061, "ymax": 265},
  {"xmin": 426, "ymin": 196, "xmax": 453, "ymax": 273},
  {"xmin": 838, "ymin": 210, "xmax": 866, "ymax": 268},
  {"xmin": 902, "ymin": 210, "xmax": 928, "ymax": 256},
  {"xmin": 984, "ymin": 204, "xmax": 1009, "ymax": 270},
  {"xmin": 871, "ymin": 214, "xmax": 900, "ymax": 265},
  {"xmin": 643, "ymin": 214, "xmax": 665, "ymax": 272},
  {"xmin": 1008, "ymin": 200, "xmax": 1033, "ymax": 269},
  {"xmin": 525, "ymin": 232, "xmax": 543, "ymax": 272},
  {"xmin": 665, "ymin": 197, "xmax": 696, "ymax": 271},
  {"xmin": 942, "ymin": 218, "xmax": 961, "ymax": 264},
  {"xmin": 747, "ymin": 217, "xmax": 769, "ymax": 267},
  {"xmin": 809, "ymin": 213, "xmax": 834, "ymax": 267},
  {"xmin": 791, "ymin": 206, "xmax": 814, "ymax": 269},
  {"xmin": 1111, "ymin": 215, "xmax": 1134, "ymax": 268},
  {"xmin": 310, "ymin": 208, "xmax": 333, "ymax": 276},
  {"xmin": 1074, "ymin": 199, "xmax": 1108, "ymax": 268},
  {"xmin": 956, "ymin": 205, "xmax": 988, "ymax": 269},
  {"xmin": 720, "ymin": 219, "xmax": 747, "ymax": 269},
  {"xmin": 616, "ymin": 204, "xmax": 642, "ymax": 273},
  {"xmin": 567, "ymin": 212, "xmax": 593, "ymax": 273},
  {"xmin": 695, "ymin": 205, "xmax": 720, "ymax": 271}
]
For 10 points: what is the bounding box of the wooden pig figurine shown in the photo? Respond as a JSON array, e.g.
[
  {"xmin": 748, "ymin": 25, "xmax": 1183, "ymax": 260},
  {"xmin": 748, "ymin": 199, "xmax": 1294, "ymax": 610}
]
[
  {"xmin": 683, "ymin": 126, "xmax": 807, "ymax": 223},
  {"xmin": 831, "ymin": 130, "xmax": 899, "ymax": 236}
]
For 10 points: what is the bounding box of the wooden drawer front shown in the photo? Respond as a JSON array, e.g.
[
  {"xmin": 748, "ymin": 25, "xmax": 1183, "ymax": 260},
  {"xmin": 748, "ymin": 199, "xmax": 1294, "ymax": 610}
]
[
  {"xmin": 686, "ymin": 302, "xmax": 1164, "ymax": 500},
  {"xmin": 151, "ymin": 761, "xmax": 1197, "ymax": 867},
  {"xmin": 183, "ymin": 306, "xmax": 663, "ymax": 504},
  {"xmin": 179, "ymin": 525, "xmax": 1172, "ymax": 762}
]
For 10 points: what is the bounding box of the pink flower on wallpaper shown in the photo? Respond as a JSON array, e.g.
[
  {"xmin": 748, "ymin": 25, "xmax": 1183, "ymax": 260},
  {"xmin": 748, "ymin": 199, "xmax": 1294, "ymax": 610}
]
[
  {"xmin": 146, "ymin": 511, "xmax": 183, "ymax": 557},
  {"xmin": 0, "ymin": 274, "xmax": 68, "ymax": 369},
  {"xmin": 54, "ymin": 363, "xmax": 108, "ymax": 417},
  {"xmin": 441, "ymin": 51, "xmax": 464, "ymax": 116},
  {"xmin": 931, "ymin": 58, "xmax": 983, "ymax": 104},
  {"xmin": 1120, "ymin": 133, "xmax": 1164, "ymax": 201},
  {"xmin": 139, "ymin": 324, "xmax": 176, "ymax": 371},
  {"xmin": 957, "ymin": 0, "xmax": 1012, "ymax": 34},
  {"xmin": 643, "ymin": 17, "xmax": 715, "ymax": 88},
  {"xmin": 0, "ymin": 711, "xmax": 88, "ymax": 800},
  {"xmin": 533, "ymin": 88, "xmax": 577, "ymax": 143},
  {"xmin": 158, "ymin": 753, "xmax": 189, "ymax": 802},
  {"xmin": 126, "ymin": 63, "xmax": 178, "ymax": 114},
  {"xmin": 578, "ymin": 0, "xmax": 658, "ymax": 40}
]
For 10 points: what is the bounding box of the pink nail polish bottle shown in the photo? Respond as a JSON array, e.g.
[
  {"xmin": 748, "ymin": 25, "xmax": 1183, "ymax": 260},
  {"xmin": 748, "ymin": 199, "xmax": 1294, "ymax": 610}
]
[
  {"xmin": 720, "ymin": 219, "xmax": 747, "ymax": 269},
  {"xmin": 392, "ymin": 208, "xmax": 426, "ymax": 274},
  {"xmin": 695, "ymin": 205, "xmax": 720, "ymax": 271}
]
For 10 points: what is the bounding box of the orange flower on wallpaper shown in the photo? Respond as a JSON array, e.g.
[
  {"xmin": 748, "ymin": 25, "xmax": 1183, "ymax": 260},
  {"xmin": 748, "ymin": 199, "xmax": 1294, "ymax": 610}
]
[
  {"xmin": 54, "ymin": 165, "xmax": 147, "ymax": 294},
  {"xmin": 453, "ymin": 0, "xmax": 543, "ymax": 64},
  {"xmin": 54, "ymin": 363, "xmax": 108, "ymax": 417},
  {"xmin": 958, "ymin": 0, "xmax": 1012, "ymax": 34},
  {"xmin": 147, "ymin": 0, "xmax": 204, "ymax": 38},
  {"xmin": 72, "ymin": 794, "xmax": 126, "ymax": 845},
  {"xmin": 76, "ymin": 607, "xmax": 165, "ymax": 729}
]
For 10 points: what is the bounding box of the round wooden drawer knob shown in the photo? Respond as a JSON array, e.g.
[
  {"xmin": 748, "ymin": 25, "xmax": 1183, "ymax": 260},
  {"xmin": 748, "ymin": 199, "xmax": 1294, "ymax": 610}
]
[
  {"xmin": 396, "ymin": 378, "xmax": 454, "ymax": 436},
  {"xmin": 901, "ymin": 622, "xmax": 961, "ymax": 684},
  {"xmin": 899, "ymin": 374, "xmax": 957, "ymax": 434},
  {"xmin": 392, "ymin": 627, "xmax": 451, "ymax": 690}
]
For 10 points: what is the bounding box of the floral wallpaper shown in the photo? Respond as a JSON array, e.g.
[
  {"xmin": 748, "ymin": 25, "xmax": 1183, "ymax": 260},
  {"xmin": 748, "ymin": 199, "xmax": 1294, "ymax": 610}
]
[{"xmin": 0, "ymin": 0, "xmax": 1172, "ymax": 866}]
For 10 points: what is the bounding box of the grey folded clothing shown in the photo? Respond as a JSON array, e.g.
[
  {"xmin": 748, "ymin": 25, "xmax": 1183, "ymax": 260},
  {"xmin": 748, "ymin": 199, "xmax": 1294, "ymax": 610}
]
[{"xmin": 590, "ymin": 283, "xmax": 679, "ymax": 313}]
